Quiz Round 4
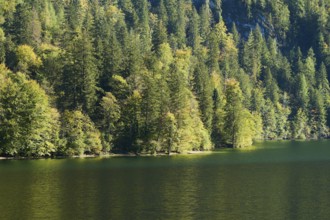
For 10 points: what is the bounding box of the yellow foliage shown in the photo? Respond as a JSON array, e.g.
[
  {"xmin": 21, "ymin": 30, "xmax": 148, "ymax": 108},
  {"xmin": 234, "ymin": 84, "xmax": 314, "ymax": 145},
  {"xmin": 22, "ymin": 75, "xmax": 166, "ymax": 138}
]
[
  {"xmin": 211, "ymin": 72, "xmax": 222, "ymax": 89},
  {"xmin": 0, "ymin": 0, "xmax": 17, "ymax": 23},
  {"xmin": 79, "ymin": 0, "xmax": 89, "ymax": 10},
  {"xmin": 175, "ymin": 49, "xmax": 192, "ymax": 58},
  {"xmin": 226, "ymin": 78, "xmax": 240, "ymax": 88},
  {"xmin": 132, "ymin": 90, "xmax": 142, "ymax": 100},
  {"xmin": 39, "ymin": 43, "xmax": 60, "ymax": 52},
  {"xmin": 158, "ymin": 43, "xmax": 173, "ymax": 70},
  {"xmin": 174, "ymin": 91, "xmax": 213, "ymax": 152},
  {"xmin": 223, "ymin": 34, "xmax": 238, "ymax": 54},
  {"xmin": 112, "ymin": 74, "xmax": 127, "ymax": 85},
  {"xmin": 0, "ymin": 28, "xmax": 5, "ymax": 42},
  {"xmin": 0, "ymin": 64, "xmax": 10, "ymax": 90},
  {"xmin": 16, "ymin": 45, "xmax": 42, "ymax": 69},
  {"xmin": 214, "ymin": 21, "xmax": 238, "ymax": 61},
  {"xmin": 39, "ymin": 43, "xmax": 62, "ymax": 60},
  {"xmin": 106, "ymin": 5, "xmax": 124, "ymax": 23}
]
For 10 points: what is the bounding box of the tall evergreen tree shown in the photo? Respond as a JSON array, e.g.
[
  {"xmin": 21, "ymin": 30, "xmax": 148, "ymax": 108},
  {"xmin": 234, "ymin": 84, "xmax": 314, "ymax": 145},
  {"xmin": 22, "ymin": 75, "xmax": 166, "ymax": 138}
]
[
  {"xmin": 193, "ymin": 58, "xmax": 213, "ymax": 132},
  {"xmin": 60, "ymin": 30, "xmax": 99, "ymax": 114}
]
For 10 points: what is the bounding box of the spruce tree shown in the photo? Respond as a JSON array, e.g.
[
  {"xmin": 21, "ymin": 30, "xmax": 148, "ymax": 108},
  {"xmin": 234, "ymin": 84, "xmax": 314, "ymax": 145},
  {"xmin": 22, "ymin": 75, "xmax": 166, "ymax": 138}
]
[{"xmin": 60, "ymin": 30, "xmax": 99, "ymax": 114}]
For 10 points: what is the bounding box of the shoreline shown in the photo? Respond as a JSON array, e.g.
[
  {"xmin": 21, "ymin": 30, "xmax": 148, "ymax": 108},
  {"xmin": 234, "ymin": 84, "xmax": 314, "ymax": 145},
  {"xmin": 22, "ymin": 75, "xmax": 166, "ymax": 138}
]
[
  {"xmin": 0, "ymin": 150, "xmax": 213, "ymax": 160},
  {"xmin": 1, "ymin": 139, "xmax": 325, "ymax": 161}
]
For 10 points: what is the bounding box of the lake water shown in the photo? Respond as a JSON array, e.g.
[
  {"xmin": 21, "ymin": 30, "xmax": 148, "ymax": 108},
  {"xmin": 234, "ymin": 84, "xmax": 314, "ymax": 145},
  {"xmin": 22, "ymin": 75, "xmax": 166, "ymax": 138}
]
[{"xmin": 1, "ymin": 140, "xmax": 330, "ymax": 219}]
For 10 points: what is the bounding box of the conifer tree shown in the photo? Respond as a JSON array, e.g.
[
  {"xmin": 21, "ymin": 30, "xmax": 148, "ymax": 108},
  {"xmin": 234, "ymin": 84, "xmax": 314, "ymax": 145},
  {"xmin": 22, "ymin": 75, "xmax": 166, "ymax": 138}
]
[
  {"xmin": 100, "ymin": 92, "xmax": 121, "ymax": 152},
  {"xmin": 304, "ymin": 48, "xmax": 316, "ymax": 87},
  {"xmin": 316, "ymin": 63, "xmax": 330, "ymax": 100},
  {"xmin": 1, "ymin": 0, "xmax": 330, "ymax": 155},
  {"xmin": 60, "ymin": 30, "xmax": 99, "ymax": 114},
  {"xmin": 293, "ymin": 108, "xmax": 310, "ymax": 139},
  {"xmin": 152, "ymin": 20, "xmax": 168, "ymax": 52},
  {"xmin": 187, "ymin": 7, "xmax": 201, "ymax": 51},
  {"xmin": 242, "ymin": 31, "xmax": 261, "ymax": 82},
  {"xmin": 309, "ymin": 88, "xmax": 328, "ymax": 138},
  {"xmin": 176, "ymin": 0, "xmax": 186, "ymax": 48},
  {"xmin": 264, "ymin": 68, "xmax": 280, "ymax": 104},
  {"xmin": 193, "ymin": 58, "xmax": 214, "ymax": 132},
  {"xmin": 296, "ymin": 73, "xmax": 309, "ymax": 111},
  {"xmin": 102, "ymin": 29, "xmax": 124, "ymax": 89},
  {"xmin": 200, "ymin": 1, "xmax": 212, "ymax": 42},
  {"xmin": 158, "ymin": 0, "xmax": 168, "ymax": 26}
]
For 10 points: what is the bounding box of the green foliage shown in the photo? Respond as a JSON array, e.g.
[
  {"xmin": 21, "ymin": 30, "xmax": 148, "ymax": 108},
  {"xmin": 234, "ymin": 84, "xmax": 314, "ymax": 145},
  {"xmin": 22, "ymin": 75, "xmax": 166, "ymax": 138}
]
[
  {"xmin": 242, "ymin": 31, "xmax": 261, "ymax": 81},
  {"xmin": 0, "ymin": 65, "xmax": 60, "ymax": 157},
  {"xmin": 100, "ymin": 92, "xmax": 121, "ymax": 151},
  {"xmin": 193, "ymin": 59, "xmax": 214, "ymax": 132},
  {"xmin": 121, "ymin": 90, "xmax": 142, "ymax": 151},
  {"xmin": 261, "ymin": 99, "xmax": 277, "ymax": 139},
  {"xmin": 296, "ymin": 73, "xmax": 309, "ymax": 110},
  {"xmin": 161, "ymin": 112, "xmax": 178, "ymax": 153},
  {"xmin": 224, "ymin": 79, "xmax": 260, "ymax": 148},
  {"xmin": 60, "ymin": 110, "xmax": 102, "ymax": 156},
  {"xmin": 0, "ymin": 27, "xmax": 5, "ymax": 62},
  {"xmin": 1, "ymin": 0, "xmax": 330, "ymax": 157},
  {"xmin": 60, "ymin": 30, "xmax": 99, "ymax": 113},
  {"xmin": 293, "ymin": 108, "xmax": 310, "ymax": 139},
  {"xmin": 16, "ymin": 44, "xmax": 42, "ymax": 72}
]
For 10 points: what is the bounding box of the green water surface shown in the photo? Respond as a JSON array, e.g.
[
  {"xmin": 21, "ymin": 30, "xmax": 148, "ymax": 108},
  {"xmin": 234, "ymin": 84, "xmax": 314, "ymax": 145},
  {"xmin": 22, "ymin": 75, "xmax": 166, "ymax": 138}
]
[{"xmin": 1, "ymin": 140, "xmax": 330, "ymax": 220}]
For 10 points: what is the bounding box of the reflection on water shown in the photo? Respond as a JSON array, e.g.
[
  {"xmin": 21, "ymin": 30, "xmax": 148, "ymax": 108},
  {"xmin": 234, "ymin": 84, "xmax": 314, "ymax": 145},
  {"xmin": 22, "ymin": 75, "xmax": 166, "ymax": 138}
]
[{"xmin": 1, "ymin": 140, "xmax": 330, "ymax": 219}]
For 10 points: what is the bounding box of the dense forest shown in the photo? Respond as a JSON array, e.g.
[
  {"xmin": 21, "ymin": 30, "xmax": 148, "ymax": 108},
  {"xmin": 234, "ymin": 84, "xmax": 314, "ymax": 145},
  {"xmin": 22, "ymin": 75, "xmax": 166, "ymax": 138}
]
[{"xmin": 0, "ymin": 0, "xmax": 330, "ymax": 157}]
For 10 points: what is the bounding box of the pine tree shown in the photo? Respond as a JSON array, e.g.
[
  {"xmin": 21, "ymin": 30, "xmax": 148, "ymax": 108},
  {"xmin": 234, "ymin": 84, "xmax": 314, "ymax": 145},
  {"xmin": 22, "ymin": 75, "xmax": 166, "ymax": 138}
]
[
  {"xmin": 101, "ymin": 29, "xmax": 124, "ymax": 90},
  {"xmin": 60, "ymin": 30, "xmax": 99, "ymax": 114},
  {"xmin": 158, "ymin": 0, "xmax": 168, "ymax": 26},
  {"xmin": 231, "ymin": 23, "xmax": 240, "ymax": 46},
  {"xmin": 118, "ymin": 0, "xmax": 138, "ymax": 28},
  {"xmin": 316, "ymin": 63, "xmax": 330, "ymax": 100},
  {"xmin": 309, "ymin": 88, "xmax": 328, "ymax": 138},
  {"xmin": 10, "ymin": 3, "xmax": 39, "ymax": 46},
  {"xmin": 207, "ymin": 30, "xmax": 220, "ymax": 74},
  {"xmin": 261, "ymin": 99, "xmax": 277, "ymax": 139},
  {"xmin": 264, "ymin": 68, "xmax": 280, "ymax": 104},
  {"xmin": 242, "ymin": 31, "xmax": 261, "ymax": 82},
  {"xmin": 200, "ymin": 1, "xmax": 212, "ymax": 42},
  {"xmin": 187, "ymin": 8, "xmax": 201, "ymax": 52},
  {"xmin": 122, "ymin": 90, "xmax": 142, "ymax": 152},
  {"xmin": 304, "ymin": 48, "xmax": 316, "ymax": 87},
  {"xmin": 100, "ymin": 92, "xmax": 121, "ymax": 152},
  {"xmin": 166, "ymin": 0, "xmax": 178, "ymax": 35},
  {"xmin": 293, "ymin": 108, "xmax": 310, "ymax": 139},
  {"xmin": 154, "ymin": 43, "xmax": 172, "ymax": 143},
  {"xmin": 136, "ymin": 0, "xmax": 152, "ymax": 53},
  {"xmin": 162, "ymin": 112, "xmax": 178, "ymax": 154},
  {"xmin": 296, "ymin": 73, "xmax": 309, "ymax": 111},
  {"xmin": 153, "ymin": 19, "xmax": 168, "ymax": 52},
  {"xmin": 193, "ymin": 58, "xmax": 214, "ymax": 132},
  {"xmin": 140, "ymin": 70, "xmax": 161, "ymax": 142},
  {"xmin": 176, "ymin": 0, "xmax": 186, "ymax": 48}
]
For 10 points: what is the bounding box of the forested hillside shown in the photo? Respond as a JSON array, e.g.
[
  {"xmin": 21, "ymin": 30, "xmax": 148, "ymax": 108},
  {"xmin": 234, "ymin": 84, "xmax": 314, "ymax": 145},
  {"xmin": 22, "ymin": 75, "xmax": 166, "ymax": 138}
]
[{"xmin": 1, "ymin": 0, "xmax": 330, "ymax": 157}]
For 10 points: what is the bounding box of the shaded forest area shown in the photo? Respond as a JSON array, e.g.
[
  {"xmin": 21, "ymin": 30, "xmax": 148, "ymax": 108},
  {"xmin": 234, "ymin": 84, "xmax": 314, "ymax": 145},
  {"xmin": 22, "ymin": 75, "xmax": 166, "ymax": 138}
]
[{"xmin": 1, "ymin": 0, "xmax": 330, "ymax": 157}]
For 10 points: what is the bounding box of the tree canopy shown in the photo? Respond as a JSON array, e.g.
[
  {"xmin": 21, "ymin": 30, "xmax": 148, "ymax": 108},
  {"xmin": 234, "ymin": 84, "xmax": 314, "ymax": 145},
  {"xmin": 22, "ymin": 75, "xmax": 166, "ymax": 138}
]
[{"xmin": 1, "ymin": 0, "xmax": 330, "ymax": 157}]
